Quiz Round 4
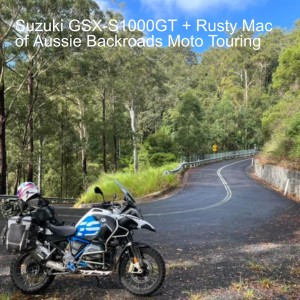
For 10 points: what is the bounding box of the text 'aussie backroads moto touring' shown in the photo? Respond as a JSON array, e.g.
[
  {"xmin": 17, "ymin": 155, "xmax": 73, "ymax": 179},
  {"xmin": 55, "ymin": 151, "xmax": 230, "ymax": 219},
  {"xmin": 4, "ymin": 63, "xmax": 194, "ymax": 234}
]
[{"xmin": 0, "ymin": 181, "xmax": 165, "ymax": 297}]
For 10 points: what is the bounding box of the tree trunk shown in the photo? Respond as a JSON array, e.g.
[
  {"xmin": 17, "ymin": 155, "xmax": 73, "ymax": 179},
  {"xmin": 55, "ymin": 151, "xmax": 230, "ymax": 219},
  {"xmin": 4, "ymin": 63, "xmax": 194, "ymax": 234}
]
[
  {"xmin": 0, "ymin": 62, "xmax": 7, "ymax": 194},
  {"xmin": 60, "ymin": 120, "xmax": 64, "ymax": 198},
  {"xmin": 37, "ymin": 138, "xmax": 43, "ymax": 195},
  {"xmin": 65, "ymin": 156, "xmax": 69, "ymax": 197},
  {"xmin": 244, "ymin": 68, "xmax": 249, "ymax": 106},
  {"xmin": 113, "ymin": 126, "xmax": 118, "ymax": 171},
  {"xmin": 0, "ymin": 42, "xmax": 7, "ymax": 194},
  {"xmin": 102, "ymin": 90, "xmax": 107, "ymax": 173},
  {"xmin": 128, "ymin": 105, "xmax": 138, "ymax": 173},
  {"xmin": 78, "ymin": 100, "xmax": 87, "ymax": 188},
  {"xmin": 27, "ymin": 62, "xmax": 34, "ymax": 182},
  {"xmin": 112, "ymin": 97, "xmax": 118, "ymax": 171},
  {"xmin": 13, "ymin": 164, "xmax": 21, "ymax": 194}
]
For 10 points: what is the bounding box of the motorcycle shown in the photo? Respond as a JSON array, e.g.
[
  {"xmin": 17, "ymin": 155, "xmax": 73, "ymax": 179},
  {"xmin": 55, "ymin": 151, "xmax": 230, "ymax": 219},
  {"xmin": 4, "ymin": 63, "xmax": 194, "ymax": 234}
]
[{"xmin": 5, "ymin": 180, "xmax": 166, "ymax": 296}]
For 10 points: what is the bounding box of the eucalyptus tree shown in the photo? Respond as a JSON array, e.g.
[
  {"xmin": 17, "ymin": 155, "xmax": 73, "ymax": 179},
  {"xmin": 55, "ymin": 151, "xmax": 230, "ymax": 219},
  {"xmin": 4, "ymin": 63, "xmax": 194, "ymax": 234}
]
[
  {"xmin": 171, "ymin": 90, "xmax": 204, "ymax": 159},
  {"xmin": 2, "ymin": 0, "xmax": 104, "ymax": 189},
  {"xmin": 114, "ymin": 46, "xmax": 166, "ymax": 173},
  {"xmin": 0, "ymin": 0, "xmax": 24, "ymax": 193}
]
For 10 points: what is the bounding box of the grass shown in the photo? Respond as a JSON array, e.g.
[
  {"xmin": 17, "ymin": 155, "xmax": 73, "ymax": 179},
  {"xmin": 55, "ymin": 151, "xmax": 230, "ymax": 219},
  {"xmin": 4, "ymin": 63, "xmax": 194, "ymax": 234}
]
[
  {"xmin": 184, "ymin": 291, "xmax": 207, "ymax": 300},
  {"xmin": 257, "ymin": 277, "xmax": 273, "ymax": 289},
  {"xmin": 248, "ymin": 261, "xmax": 269, "ymax": 273},
  {"xmin": 0, "ymin": 294, "xmax": 10, "ymax": 300},
  {"xmin": 261, "ymin": 94, "xmax": 300, "ymax": 169},
  {"xmin": 76, "ymin": 163, "xmax": 180, "ymax": 206},
  {"xmin": 231, "ymin": 277, "xmax": 249, "ymax": 292},
  {"xmin": 166, "ymin": 259, "xmax": 196, "ymax": 275},
  {"xmin": 243, "ymin": 289, "xmax": 255, "ymax": 299}
]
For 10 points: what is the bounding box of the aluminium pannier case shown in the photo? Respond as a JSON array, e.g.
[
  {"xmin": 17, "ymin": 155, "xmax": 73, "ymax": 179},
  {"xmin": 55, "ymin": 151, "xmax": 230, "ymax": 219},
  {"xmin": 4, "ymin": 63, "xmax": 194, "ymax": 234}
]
[{"xmin": 6, "ymin": 216, "xmax": 33, "ymax": 252}]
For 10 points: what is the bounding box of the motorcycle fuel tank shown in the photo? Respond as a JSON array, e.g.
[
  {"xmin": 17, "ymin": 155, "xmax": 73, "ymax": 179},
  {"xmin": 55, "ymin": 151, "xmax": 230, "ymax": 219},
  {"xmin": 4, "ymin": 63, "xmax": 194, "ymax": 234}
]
[
  {"xmin": 75, "ymin": 214, "xmax": 117, "ymax": 241},
  {"xmin": 75, "ymin": 215, "xmax": 102, "ymax": 240}
]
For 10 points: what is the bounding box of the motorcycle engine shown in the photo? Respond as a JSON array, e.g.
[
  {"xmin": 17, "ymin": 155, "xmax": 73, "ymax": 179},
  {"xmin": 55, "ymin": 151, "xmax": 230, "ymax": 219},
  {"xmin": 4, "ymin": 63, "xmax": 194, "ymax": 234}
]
[
  {"xmin": 33, "ymin": 243, "xmax": 51, "ymax": 262},
  {"xmin": 81, "ymin": 243, "xmax": 104, "ymax": 261}
]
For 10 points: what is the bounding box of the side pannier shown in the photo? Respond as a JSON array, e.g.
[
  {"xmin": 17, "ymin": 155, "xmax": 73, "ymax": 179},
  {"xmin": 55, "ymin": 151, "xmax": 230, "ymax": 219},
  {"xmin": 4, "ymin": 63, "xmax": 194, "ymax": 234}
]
[{"xmin": 6, "ymin": 216, "xmax": 37, "ymax": 252}]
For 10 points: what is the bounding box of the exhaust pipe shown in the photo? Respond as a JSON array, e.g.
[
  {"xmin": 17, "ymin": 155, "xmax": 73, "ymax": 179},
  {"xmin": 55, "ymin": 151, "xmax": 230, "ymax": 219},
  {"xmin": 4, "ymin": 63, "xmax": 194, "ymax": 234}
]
[{"xmin": 46, "ymin": 261, "xmax": 66, "ymax": 272}]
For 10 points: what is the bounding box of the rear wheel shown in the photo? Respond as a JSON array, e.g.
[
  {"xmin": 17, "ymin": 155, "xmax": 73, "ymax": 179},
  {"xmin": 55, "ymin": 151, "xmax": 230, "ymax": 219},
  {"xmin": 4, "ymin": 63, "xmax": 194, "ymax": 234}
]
[
  {"xmin": 10, "ymin": 252, "xmax": 54, "ymax": 294},
  {"xmin": 119, "ymin": 246, "xmax": 165, "ymax": 296}
]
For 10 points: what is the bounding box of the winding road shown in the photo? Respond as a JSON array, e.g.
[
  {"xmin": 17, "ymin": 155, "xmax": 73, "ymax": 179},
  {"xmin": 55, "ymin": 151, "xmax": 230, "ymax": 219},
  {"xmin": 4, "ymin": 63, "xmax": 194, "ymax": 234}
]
[{"xmin": 0, "ymin": 158, "xmax": 299, "ymax": 299}]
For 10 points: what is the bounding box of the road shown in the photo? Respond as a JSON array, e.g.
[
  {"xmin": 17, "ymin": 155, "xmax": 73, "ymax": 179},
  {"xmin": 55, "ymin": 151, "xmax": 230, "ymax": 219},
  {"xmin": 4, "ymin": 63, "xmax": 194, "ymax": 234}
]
[{"xmin": 0, "ymin": 158, "xmax": 299, "ymax": 299}]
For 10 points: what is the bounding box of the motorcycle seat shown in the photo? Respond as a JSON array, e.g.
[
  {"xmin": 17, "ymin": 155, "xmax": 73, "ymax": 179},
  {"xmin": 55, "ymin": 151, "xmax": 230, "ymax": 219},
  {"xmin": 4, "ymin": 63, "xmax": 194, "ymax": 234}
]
[{"xmin": 48, "ymin": 224, "xmax": 76, "ymax": 237}]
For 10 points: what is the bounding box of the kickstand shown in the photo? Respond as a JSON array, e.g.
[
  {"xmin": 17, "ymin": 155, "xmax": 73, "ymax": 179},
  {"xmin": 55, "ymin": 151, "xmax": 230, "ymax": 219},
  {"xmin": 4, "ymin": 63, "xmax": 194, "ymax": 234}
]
[{"xmin": 95, "ymin": 276, "xmax": 101, "ymax": 286}]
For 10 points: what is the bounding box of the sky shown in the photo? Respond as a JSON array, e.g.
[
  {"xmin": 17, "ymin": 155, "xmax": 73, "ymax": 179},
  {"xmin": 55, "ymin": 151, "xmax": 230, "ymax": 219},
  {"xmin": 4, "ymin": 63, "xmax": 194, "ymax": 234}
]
[{"xmin": 96, "ymin": 0, "xmax": 300, "ymax": 51}]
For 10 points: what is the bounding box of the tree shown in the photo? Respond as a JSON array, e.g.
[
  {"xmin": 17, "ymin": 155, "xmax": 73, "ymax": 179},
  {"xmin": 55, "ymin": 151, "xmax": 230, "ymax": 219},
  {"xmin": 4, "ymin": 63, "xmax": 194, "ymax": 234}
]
[
  {"xmin": 171, "ymin": 90, "xmax": 203, "ymax": 159},
  {"xmin": 273, "ymin": 44, "xmax": 300, "ymax": 92},
  {"xmin": 116, "ymin": 47, "xmax": 162, "ymax": 172},
  {"xmin": 0, "ymin": 0, "xmax": 22, "ymax": 193}
]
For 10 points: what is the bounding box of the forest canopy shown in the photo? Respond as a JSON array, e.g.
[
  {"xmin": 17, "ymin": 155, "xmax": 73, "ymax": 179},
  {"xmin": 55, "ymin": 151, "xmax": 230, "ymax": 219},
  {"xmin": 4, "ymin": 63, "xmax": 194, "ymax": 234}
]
[{"xmin": 0, "ymin": 0, "xmax": 299, "ymax": 197}]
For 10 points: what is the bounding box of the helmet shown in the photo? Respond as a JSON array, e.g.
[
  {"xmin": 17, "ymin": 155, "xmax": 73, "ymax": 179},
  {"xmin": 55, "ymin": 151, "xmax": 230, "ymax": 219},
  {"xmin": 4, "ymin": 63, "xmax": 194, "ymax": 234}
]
[{"xmin": 17, "ymin": 182, "xmax": 39, "ymax": 202}]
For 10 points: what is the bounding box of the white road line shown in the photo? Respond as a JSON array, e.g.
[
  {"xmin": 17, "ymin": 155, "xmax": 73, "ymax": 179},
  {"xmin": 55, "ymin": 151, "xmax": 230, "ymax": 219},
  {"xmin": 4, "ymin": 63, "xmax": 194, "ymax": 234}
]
[
  {"xmin": 57, "ymin": 158, "xmax": 251, "ymax": 219},
  {"xmin": 0, "ymin": 159, "xmax": 250, "ymax": 277},
  {"xmin": 144, "ymin": 158, "xmax": 251, "ymax": 217}
]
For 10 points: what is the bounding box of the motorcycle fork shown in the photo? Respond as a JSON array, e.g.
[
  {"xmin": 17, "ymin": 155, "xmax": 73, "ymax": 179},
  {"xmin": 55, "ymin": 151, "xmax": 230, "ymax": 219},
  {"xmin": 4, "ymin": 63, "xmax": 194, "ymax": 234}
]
[{"xmin": 128, "ymin": 242, "xmax": 143, "ymax": 274}]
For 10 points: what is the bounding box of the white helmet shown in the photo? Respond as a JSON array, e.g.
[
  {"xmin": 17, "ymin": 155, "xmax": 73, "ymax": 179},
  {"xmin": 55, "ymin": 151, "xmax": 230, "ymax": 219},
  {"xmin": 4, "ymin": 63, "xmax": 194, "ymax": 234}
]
[{"xmin": 17, "ymin": 182, "xmax": 39, "ymax": 202}]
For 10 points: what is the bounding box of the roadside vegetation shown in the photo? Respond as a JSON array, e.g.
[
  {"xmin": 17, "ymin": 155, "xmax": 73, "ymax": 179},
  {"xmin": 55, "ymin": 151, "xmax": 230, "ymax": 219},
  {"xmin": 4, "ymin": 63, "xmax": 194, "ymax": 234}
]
[
  {"xmin": 261, "ymin": 94, "xmax": 300, "ymax": 170},
  {"xmin": 260, "ymin": 26, "xmax": 300, "ymax": 169},
  {"xmin": 1, "ymin": 2, "xmax": 300, "ymax": 198},
  {"xmin": 0, "ymin": 293, "xmax": 10, "ymax": 300},
  {"xmin": 76, "ymin": 163, "xmax": 180, "ymax": 205}
]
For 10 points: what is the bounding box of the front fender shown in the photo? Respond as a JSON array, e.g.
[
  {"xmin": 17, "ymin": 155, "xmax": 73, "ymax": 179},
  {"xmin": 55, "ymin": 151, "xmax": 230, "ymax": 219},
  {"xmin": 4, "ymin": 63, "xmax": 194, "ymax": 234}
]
[{"xmin": 140, "ymin": 223, "xmax": 156, "ymax": 232}]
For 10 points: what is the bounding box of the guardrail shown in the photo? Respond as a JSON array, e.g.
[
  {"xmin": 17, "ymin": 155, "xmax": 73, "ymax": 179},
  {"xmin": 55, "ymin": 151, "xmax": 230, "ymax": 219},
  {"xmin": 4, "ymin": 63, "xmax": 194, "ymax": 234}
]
[
  {"xmin": 0, "ymin": 195, "xmax": 76, "ymax": 205},
  {"xmin": 165, "ymin": 149, "xmax": 258, "ymax": 174},
  {"xmin": 0, "ymin": 149, "xmax": 257, "ymax": 203}
]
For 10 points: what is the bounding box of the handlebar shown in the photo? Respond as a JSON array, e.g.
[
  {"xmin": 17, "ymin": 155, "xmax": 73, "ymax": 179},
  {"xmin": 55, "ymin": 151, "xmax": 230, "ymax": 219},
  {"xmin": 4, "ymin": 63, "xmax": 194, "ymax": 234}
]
[
  {"xmin": 91, "ymin": 201, "xmax": 142, "ymax": 218},
  {"xmin": 92, "ymin": 202, "xmax": 121, "ymax": 210}
]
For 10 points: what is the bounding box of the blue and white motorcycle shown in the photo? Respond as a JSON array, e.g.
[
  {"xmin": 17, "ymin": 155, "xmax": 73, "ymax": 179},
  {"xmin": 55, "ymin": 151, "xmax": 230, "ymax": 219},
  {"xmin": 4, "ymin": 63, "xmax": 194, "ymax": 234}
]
[{"xmin": 7, "ymin": 181, "xmax": 166, "ymax": 296}]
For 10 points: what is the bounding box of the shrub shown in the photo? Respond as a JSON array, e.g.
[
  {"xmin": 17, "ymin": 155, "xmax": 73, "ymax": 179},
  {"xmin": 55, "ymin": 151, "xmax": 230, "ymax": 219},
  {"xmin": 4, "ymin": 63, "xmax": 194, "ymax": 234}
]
[
  {"xmin": 76, "ymin": 162, "xmax": 180, "ymax": 206},
  {"xmin": 149, "ymin": 152, "xmax": 177, "ymax": 166}
]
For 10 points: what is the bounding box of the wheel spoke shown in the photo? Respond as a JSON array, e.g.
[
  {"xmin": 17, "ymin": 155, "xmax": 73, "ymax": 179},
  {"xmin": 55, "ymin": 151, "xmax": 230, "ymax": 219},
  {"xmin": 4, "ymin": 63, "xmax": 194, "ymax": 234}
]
[
  {"xmin": 119, "ymin": 247, "xmax": 165, "ymax": 296},
  {"xmin": 124, "ymin": 253, "xmax": 160, "ymax": 290},
  {"xmin": 14, "ymin": 253, "xmax": 48, "ymax": 288}
]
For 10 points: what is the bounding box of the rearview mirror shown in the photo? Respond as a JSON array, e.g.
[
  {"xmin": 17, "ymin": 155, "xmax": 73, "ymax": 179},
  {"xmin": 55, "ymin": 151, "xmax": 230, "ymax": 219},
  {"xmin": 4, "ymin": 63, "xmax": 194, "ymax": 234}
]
[{"xmin": 94, "ymin": 187, "xmax": 104, "ymax": 199}]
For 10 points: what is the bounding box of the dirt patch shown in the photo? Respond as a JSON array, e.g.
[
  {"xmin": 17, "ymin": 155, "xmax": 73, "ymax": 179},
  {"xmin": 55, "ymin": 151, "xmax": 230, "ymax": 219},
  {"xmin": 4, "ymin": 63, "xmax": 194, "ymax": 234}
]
[{"xmin": 1, "ymin": 238, "xmax": 299, "ymax": 299}]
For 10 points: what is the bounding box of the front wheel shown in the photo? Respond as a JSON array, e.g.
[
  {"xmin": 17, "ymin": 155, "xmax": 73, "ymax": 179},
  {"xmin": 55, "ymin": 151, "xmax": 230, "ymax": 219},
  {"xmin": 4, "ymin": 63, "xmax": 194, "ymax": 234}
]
[
  {"xmin": 10, "ymin": 252, "xmax": 54, "ymax": 294},
  {"xmin": 119, "ymin": 246, "xmax": 165, "ymax": 296}
]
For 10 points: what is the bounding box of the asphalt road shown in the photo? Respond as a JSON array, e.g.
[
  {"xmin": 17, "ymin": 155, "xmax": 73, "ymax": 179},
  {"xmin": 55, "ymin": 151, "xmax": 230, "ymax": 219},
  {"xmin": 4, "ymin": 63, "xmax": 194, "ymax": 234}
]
[
  {"xmin": 54, "ymin": 158, "xmax": 296, "ymax": 246},
  {"xmin": 0, "ymin": 158, "xmax": 299, "ymax": 299}
]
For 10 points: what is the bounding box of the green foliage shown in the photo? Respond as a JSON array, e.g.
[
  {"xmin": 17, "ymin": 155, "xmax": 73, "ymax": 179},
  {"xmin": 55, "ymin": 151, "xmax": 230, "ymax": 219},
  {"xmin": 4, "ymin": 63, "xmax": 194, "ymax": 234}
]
[
  {"xmin": 171, "ymin": 90, "xmax": 204, "ymax": 157},
  {"xmin": 261, "ymin": 24, "xmax": 300, "ymax": 163},
  {"xmin": 76, "ymin": 163, "xmax": 180, "ymax": 205},
  {"xmin": 146, "ymin": 128, "xmax": 175, "ymax": 155},
  {"xmin": 1, "ymin": 0, "xmax": 300, "ymax": 197},
  {"xmin": 262, "ymin": 94, "xmax": 300, "ymax": 161},
  {"xmin": 273, "ymin": 45, "xmax": 300, "ymax": 91},
  {"xmin": 149, "ymin": 153, "xmax": 177, "ymax": 166},
  {"xmin": 0, "ymin": 293, "xmax": 11, "ymax": 300}
]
